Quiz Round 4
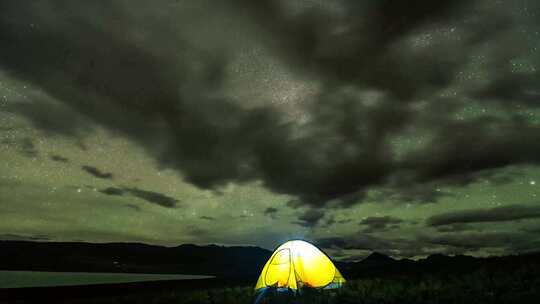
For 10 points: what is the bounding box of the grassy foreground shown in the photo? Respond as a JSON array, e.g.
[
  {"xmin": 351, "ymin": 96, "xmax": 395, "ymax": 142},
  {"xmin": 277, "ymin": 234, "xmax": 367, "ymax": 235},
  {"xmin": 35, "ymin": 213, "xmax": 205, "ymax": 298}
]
[{"xmin": 59, "ymin": 264, "xmax": 540, "ymax": 304}]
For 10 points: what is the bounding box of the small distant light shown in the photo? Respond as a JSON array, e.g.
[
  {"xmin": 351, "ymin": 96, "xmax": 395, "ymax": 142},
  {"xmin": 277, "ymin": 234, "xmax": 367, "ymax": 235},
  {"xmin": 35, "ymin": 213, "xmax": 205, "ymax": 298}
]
[{"xmin": 531, "ymin": 181, "xmax": 536, "ymax": 185}]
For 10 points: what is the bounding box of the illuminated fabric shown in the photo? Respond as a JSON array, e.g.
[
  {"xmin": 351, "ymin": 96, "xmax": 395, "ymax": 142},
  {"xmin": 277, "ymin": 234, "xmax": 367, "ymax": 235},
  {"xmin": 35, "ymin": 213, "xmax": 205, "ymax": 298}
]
[{"xmin": 255, "ymin": 240, "xmax": 345, "ymax": 290}]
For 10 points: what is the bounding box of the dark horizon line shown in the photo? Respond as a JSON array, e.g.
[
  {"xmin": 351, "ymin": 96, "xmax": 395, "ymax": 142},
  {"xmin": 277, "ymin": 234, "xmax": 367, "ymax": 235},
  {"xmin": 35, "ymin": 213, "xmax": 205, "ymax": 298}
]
[{"xmin": 1, "ymin": 239, "xmax": 539, "ymax": 262}]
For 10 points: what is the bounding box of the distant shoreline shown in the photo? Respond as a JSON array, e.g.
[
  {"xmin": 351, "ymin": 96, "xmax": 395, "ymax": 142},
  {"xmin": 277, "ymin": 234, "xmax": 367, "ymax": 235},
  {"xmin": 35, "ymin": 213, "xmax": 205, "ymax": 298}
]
[{"xmin": 0, "ymin": 270, "xmax": 214, "ymax": 289}]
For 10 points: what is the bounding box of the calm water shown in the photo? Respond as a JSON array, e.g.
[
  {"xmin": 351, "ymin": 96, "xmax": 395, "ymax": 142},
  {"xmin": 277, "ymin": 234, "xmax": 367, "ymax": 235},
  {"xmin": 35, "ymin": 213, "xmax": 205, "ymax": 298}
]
[{"xmin": 0, "ymin": 270, "xmax": 213, "ymax": 288}]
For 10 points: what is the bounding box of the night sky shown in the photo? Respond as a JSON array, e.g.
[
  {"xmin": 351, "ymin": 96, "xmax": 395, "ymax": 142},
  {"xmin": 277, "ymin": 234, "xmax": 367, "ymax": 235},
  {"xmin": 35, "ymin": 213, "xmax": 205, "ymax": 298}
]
[{"xmin": 1, "ymin": 0, "xmax": 539, "ymax": 261}]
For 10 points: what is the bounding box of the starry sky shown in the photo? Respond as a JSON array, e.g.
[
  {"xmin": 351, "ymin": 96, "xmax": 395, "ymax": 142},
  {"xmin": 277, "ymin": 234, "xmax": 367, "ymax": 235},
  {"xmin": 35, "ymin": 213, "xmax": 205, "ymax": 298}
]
[{"xmin": 0, "ymin": 0, "xmax": 539, "ymax": 261}]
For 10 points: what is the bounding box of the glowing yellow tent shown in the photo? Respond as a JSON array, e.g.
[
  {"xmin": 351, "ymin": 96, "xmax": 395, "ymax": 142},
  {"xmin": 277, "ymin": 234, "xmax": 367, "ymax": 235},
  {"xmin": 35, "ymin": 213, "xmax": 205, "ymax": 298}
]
[{"xmin": 255, "ymin": 240, "xmax": 345, "ymax": 291}]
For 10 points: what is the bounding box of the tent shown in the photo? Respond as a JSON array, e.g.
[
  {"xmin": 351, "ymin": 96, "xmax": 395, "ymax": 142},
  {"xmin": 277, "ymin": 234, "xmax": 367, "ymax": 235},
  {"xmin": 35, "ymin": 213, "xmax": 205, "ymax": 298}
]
[{"xmin": 254, "ymin": 240, "xmax": 345, "ymax": 291}]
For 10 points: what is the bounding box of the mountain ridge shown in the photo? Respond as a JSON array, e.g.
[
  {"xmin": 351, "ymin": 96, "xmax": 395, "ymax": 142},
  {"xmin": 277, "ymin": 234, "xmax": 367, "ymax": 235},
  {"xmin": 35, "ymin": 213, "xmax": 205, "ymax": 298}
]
[
  {"xmin": 1, "ymin": 240, "xmax": 539, "ymax": 279},
  {"xmin": 0, "ymin": 240, "xmax": 272, "ymax": 278}
]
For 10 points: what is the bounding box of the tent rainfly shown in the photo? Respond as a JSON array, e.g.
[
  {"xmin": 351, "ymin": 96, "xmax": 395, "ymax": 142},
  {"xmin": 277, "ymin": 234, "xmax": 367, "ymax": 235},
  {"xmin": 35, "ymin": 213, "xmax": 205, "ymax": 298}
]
[{"xmin": 254, "ymin": 240, "xmax": 345, "ymax": 291}]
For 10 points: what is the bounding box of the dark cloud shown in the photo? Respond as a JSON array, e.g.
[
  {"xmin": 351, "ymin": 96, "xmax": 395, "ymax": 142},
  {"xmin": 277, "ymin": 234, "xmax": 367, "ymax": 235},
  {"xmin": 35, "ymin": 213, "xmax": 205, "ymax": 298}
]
[
  {"xmin": 50, "ymin": 154, "xmax": 69, "ymax": 163},
  {"xmin": 360, "ymin": 216, "xmax": 404, "ymax": 233},
  {"xmin": 100, "ymin": 187, "xmax": 124, "ymax": 196},
  {"xmin": 21, "ymin": 138, "xmax": 38, "ymax": 158},
  {"xmin": 0, "ymin": 233, "xmax": 50, "ymax": 241},
  {"xmin": 316, "ymin": 234, "xmax": 428, "ymax": 258},
  {"xmin": 99, "ymin": 186, "xmax": 179, "ymax": 208},
  {"xmin": 317, "ymin": 229, "xmax": 540, "ymax": 258},
  {"xmin": 315, "ymin": 237, "xmax": 347, "ymax": 249},
  {"xmin": 184, "ymin": 225, "xmax": 211, "ymax": 239},
  {"xmin": 295, "ymin": 209, "xmax": 325, "ymax": 227},
  {"xmin": 420, "ymin": 232, "xmax": 535, "ymax": 251},
  {"xmin": 3, "ymin": 97, "xmax": 92, "ymax": 137},
  {"xmin": 1, "ymin": 0, "xmax": 539, "ymax": 210},
  {"xmin": 435, "ymin": 223, "xmax": 478, "ymax": 233},
  {"xmin": 82, "ymin": 165, "xmax": 113, "ymax": 180},
  {"xmin": 263, "ymin": 207, "xmax": 278, "ymax": 218},
  {"xmin": 4, "ymin": 137, "xmax": 40, "ymax": 158},
  {"xmin": 233, "ymin": 0, "xmax": 474, "ymax": 99},
  {"xmin": 472, "ymin": 168, "xmax": 525, "ymax": 186},
  {"xmin": 322, "ymin": 216, "xmax": 336, "ymax": 228},
  {"xmin": 200, "ymin": 216, "xmax": 215, "ymax": 221},
  {"xmin": 125, "ymin": 187, "xmax": 179, "ymax": 208},
  {"xmin": 372, "ymin": 185, "xmax": 452, "ymax": 204},
  {"xmin": 374, "ymin": 165, "xmax": 528, "ymax": 205},
  {"xmin": 427, "ymin": 205, "xmax": 540, "ymax": 226},
  {"xmin": 522, "ymin": 225, "xmax": 540, "ymax": 234},
  {"xmin": 403, "ymin": 118, "xmax": 540, "ymax": 187},
  {"xmin": 286, "ymin": 200, "xmax": 304, "ymax": 209},
  {"xmin": 509, "ymin": 238, "xmax": 540, "ymax": 254}
]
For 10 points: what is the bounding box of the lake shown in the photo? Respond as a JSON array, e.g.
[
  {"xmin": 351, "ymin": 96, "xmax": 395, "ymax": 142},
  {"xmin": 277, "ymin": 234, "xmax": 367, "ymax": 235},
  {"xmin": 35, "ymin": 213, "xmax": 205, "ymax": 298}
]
[{"xmin": 0, "ymin": 270, "xmax": 213, "ymax": 288}]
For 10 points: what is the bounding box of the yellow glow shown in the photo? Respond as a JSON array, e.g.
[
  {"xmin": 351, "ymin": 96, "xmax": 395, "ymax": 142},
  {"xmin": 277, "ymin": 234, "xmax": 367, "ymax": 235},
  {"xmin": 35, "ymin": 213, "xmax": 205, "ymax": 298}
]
[{"xmin": 255, "ymin": 240, "xmax": 345, "ymax": 290}]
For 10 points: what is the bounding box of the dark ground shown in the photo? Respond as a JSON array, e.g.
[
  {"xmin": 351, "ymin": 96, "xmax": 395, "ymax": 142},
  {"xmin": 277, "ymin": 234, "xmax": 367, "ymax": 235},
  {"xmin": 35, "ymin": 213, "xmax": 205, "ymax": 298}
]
[
  {"xmin": 1, "ymin": 260, "xmax": 539, "ymax": 304},
  {"xmin": 1, "ymin": 242, "xmax": 539, "ymax": 304}
]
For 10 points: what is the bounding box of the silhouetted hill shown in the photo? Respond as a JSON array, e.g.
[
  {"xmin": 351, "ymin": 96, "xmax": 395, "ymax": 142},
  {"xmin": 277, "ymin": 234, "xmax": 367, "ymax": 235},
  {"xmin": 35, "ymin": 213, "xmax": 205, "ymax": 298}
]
[
  {"xmin": 0, "ymin": 241, "xmax": 272, "ymax": 278},
  {"xmin": 1, "ymin": 241, "xmax": 539, "ymax": 279},
  {"xmin": 341, "ymin": 251, "xmax": 540, "ymax": 278},
  {"xmin": 361, "ymin": 252, "xmax": 396, "ymax": 266}
]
